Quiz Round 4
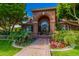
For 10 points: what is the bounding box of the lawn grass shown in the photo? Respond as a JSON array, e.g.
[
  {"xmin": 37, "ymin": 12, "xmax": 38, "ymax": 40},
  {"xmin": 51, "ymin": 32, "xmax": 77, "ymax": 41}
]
[
  {"xmin": 0, "ymin": 40, "xmax": 21, "ymax": 56},
  {"xmin": 51, "ymin": 49, "xmax": 79, "ymax": 56}
]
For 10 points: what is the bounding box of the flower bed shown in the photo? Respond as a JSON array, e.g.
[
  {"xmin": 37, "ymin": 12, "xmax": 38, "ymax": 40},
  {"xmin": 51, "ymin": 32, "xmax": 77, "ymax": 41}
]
[
  {"xmin": 50, "ymin": 40, "xmax": 66, "ymax": 48},
  {"xmin": 50, "ymin": 30, "xmax": 79, "ymax": 49}
]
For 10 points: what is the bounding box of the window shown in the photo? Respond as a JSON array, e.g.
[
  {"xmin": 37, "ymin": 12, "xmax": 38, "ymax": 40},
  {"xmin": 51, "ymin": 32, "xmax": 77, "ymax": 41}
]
[{"xmin": 26, "ymin": 25, "xmax": 33, "ymax": 32}]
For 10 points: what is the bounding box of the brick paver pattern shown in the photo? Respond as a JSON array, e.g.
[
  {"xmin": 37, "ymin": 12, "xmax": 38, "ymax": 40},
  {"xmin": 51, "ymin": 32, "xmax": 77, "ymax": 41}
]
[{"xmin": 15, "ymin": 38, "xmax": 50, "ymax": 56}]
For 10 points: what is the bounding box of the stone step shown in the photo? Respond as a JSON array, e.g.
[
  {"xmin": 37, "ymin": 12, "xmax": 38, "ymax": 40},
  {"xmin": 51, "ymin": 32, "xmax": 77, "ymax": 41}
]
[{"xmin": 36, "ymin": 35, "xmax": 51, "ymax": 38}]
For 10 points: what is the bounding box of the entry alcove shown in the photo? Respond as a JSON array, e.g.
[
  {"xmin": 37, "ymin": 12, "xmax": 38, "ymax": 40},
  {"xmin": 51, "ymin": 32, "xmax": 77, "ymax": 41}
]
[{"xmin": 38, "ymin": 16, "xmax": 50, "ymax": 35}]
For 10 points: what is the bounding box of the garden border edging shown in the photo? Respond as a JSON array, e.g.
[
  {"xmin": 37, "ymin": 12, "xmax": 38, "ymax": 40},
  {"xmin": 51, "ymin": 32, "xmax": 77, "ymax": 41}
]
[
  {"xmin": 50, "ymin": 47, "xmax": 73, "ymax": 52},
  {"xmin": 12, "ymin": 40, "xmax": 24, "ymax": 48}
]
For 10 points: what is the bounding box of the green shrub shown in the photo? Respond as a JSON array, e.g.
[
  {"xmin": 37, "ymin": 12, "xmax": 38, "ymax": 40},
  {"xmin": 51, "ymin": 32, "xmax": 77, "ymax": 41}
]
[
  {"xmin": 13, "ymin": 28, "xmax": 22, "ymax": 32},
  {"xmin": 52, "ymin": 30, "xmax": 77, "ymax": 47},
  {"xmin": 74, "ymin": 31, "xmax": 79, "ymax": 45},
  {"xmin": 64, "ymin": 31, "xmax": 77, "ymax": 44},
  {"xmin": 0, "ymin": 31, "xmax": 10, "ymax": 35},
  {"xmin": 74, "ymin": 45, "xmax": 79, "ymax": 49},
  {"xmin": 8, "ymin": 29, "xmax": 33, "ymax": 46},
  {"xmin": 56, "ymin": 22, "xmax": 62, "ymax": 30},
  {"xmin": 53, "ymin": 30, "xmax": 67, "ymax": 42}
]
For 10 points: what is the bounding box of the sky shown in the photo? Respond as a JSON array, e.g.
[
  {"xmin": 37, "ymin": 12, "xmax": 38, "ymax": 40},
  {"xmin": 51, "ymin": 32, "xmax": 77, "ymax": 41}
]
[{"xmin": 25, "ymin": 3, "xmax": 58, "ymax": 16}]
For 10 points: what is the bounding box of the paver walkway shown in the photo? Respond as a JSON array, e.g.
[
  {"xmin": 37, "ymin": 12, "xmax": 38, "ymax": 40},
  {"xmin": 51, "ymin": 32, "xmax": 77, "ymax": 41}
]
[{"xmin": 15, "ymin": 38, "xmax": 50, "ymax": 56}]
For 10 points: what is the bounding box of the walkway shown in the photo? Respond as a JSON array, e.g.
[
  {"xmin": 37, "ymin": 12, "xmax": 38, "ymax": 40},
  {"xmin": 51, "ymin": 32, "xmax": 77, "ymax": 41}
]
[{"xmin": 15, "ymin": 38, "xmax": 50, "ymax": 56}]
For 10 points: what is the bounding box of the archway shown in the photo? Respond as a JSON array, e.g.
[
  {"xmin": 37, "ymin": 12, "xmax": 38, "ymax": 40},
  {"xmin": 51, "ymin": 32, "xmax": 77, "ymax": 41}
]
[
  {"xmin": 32, "ymin": 8, "xmax": 56, "ymax": 35},
  {"xmin": 38, "ymin": 16, "xmax": 50, "ymax": 35}
]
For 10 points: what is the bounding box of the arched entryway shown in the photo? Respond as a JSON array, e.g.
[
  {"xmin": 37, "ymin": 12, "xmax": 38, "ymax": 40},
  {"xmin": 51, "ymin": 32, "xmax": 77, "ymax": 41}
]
[
  {"xmin": 38, "ymin": 16, "xmax": 50, "ymax": 35},
  {"xmin": 32, "ymin": 8, "xmax": 56, "ymax": 35}
]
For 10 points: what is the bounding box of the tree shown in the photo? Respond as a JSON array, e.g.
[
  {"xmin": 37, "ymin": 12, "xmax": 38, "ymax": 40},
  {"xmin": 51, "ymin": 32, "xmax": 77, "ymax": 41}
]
[
  {"xmin": 57, "ymin": 3, "xmax": 79, "ymax": 23},
  {"xmin": 0, "ymin": 4, "xmax": 26, "ymax": 32}
]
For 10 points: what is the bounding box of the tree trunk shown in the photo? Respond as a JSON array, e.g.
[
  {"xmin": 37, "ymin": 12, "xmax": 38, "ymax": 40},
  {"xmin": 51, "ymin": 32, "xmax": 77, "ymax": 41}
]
[
  {"xmin": 10, "ymin": 19, "xmax": 19, "ymax": 32},
  {"xmin": 10, "ymin": 22, "xmax": 16, "ymax": 32}
]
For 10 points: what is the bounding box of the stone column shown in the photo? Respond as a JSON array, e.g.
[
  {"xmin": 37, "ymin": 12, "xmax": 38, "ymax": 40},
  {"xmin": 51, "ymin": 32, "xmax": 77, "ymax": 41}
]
[
  {"xmin": 33, "ymin": 21, "xmax": 38, "ymax": 35},
  {"xmin": 50, "ymin": 19, "xmax": 55, "ymax": 34}
]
